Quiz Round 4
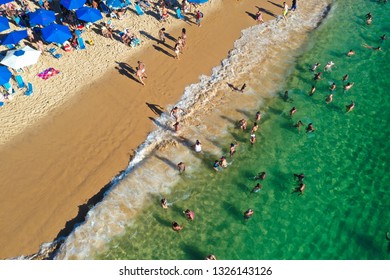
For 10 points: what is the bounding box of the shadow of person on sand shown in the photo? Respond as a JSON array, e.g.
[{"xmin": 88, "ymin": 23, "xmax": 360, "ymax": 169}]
[
  {"xmin": 256, "ymin": 6, "xmax": 277, "ymax": 18},
  {"xmin": 152, "ymin": 44, "xmax": 175, "ymax": 58},
  {"xmin": 146, "ymin": 102, "xmax": 164, "ymax": 115},
  {"xmin": 245, "ymin": 11, "xmax": 257, "ymax": 20}
]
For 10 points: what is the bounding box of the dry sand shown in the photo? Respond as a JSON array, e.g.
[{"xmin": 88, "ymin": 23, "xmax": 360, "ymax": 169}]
[{"xmin": 0, "ymin": 0, "xmax": 285, "ymax": 259}]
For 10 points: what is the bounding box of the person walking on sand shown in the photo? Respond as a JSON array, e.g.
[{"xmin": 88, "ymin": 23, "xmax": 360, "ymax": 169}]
[
  {"xmin": 174, "ymin": 42, "xmax": 181, "ymax": 59},
  {"xmin": 158, "ymin": 27, "xmax": 166, "ymax": 44},
  {"xmin": 136, "ymin": 61, "xmax": 147, "ymax": 85},
  {"xmin": 283, "ymin": 2, "xmax": 289, "ymax": 20},
  {"xmin": 255, "ymin": 10, "xmax": 264, "ymax": 23},
  {"xmin": 181, "ymin": 28, "xmax": 187, "ymax": 48},
  {"xmin": 291, "ymin": 0, "xmax": 297, "ymax": 11},
  {"xmin": 195, "ymin": 10, "xmax": 203, "ymax": 27}
]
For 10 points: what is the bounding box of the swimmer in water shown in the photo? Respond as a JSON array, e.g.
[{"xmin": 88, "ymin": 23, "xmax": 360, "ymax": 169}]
[
  {"xmin": 161, "ymin": 198, "xmax": 168, "ymax": 209},
  {"xmin": 294, "ymin": 120, "xmax": 304, "ymax": 132},
  {"xmin": 213, "ymin": 160, "xmax": 220, "ymax": 171},
  {"xmin": 293, "ymin": 183, "xmax": 306, "ymax": 195},
  {"xmin": 347, "ymin": 49, "xmax": 355, "ymax": 56},
  {"xmin": 346, "ymin": 101, "xmax": 355, "ymax": 113},
  {"xmin": 172, "ymin": 221, "xmax": 183, "ymax": 231},
  {"xmin": 326, "ymin": 93, "xmax": 333, "ymax": 104},
  {"xmin": 290, "ymin": 106, "xmax": 297, "ymax": 117},
  {"xmin": 380, "ymin": 34, "xmax": 387, "ymax": 42},
  {"xmin": 255, "ymin": 171, "xmax": 267, "ymax": 180},
  {"xmin": 244, "ymin": 208, "xmax": 254, "ymax": 219},
  {"xmin": 255, "ymin": 111, "xmax": 262, "ymax": 122},
  {"xmin": 184, "ymin": 209, "xmax": 195, "ymax": 221},
  {"xmin": 366, "ymin": 12, "xmax": 372, "ymax": 25},
  {"xmin": 344, "ymin": 82, "xmax": 354, "ymax": 91},
  {"xmin": 330, "ymin": 82, "xmax": 336, "ymax": 91},
  {"xmin": 294, "ymin": 173, "xmax": 305, "ymax": 183},
  {"xmin": 314, "ymin": 72, "xmax": 322, "ymax": 81},
  {"xmin": 309, "ymin": 85, "xmax": 316, "ymax": 96},
  {"xmin": 220, "ymin": 156, "xmax": 228, "ymax": 168},
  {"xmin": 206, "ymin": 254, "xmax": 217, "ymax": 260},
  {"xmin": 250, "ymin": 134, "xmax": 256, "ymax": 145},
  {"xmin": 230, "ymin": 143, "xmax": 238, "ymax": 157},
  {"xmin": 251, "ymin": 122, "xmax": 259, "ymax": 133},
  {"xmin": 343, "ymin": 74, "xmax": 349, "ymax": 81},
  {"xmin": 362, "ymin": 43, "xmax": 382, "ymax": 51},
  {"xmin": 310, "ymin": 62, "xmax": 320, "ymax": 71},
  {"xmin": 306, "ymin": 123, "xmax": 315, "ymax": 133},
  {"xmin": 324, "ymin": 61, "xmax": 335, "ymax": 72},
  {"xmin": 251, "ymin": 183, "xmax": 262, "ymax": 193}
]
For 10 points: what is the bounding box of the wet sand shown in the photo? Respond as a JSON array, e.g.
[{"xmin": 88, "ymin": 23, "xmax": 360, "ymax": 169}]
[{"xmin": 0, "ymin": 0, "xmax": 284, "ymax": 259}]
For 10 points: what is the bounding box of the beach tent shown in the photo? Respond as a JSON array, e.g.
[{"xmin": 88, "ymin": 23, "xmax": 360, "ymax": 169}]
[
  {"xmin": 0, "ymin": 16, "xmax": 10, "ymax": 32},
  {"xmin": 0, "ymin": 30, "xmax": 28, "ymax": 45},
  {"xmin": 60, "ymin": 0, "xmax": 86, "ymax": 10},
  {"xmin": 41, "ymin": 24, "xmax": 72, "ymax": 44},
  {"xmin": 104, "ymin": 0, "xmax": 126, "ymax": 9},
  {"xmin": 29, "ymin": 9, "xmax": 56, "ymax": 27},
  {"xmin": 76, "ymin": 7, "xmax": 103, "ymax": 23},
  {"xmin": 0, "ymin": 65, "xmax": 12, "ymax": 85},
  {"xmin": 1, "ymin": 46, "xmax": 42, "ymax": 70},
  {"xmin": 187, "ymin": 0, "xmax": 209, "ymax": 4}
]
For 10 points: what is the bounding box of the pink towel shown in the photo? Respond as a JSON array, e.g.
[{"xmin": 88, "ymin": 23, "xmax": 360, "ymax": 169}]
[{"xmin": 37, "ymin": 68, "xmax": 60, "ymax": 80}]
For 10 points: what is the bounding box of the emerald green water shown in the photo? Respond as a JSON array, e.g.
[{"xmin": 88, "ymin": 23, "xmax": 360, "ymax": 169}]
[{"xmin": 98, "ymin": 0, "xmax": 389, "ymax": 260}]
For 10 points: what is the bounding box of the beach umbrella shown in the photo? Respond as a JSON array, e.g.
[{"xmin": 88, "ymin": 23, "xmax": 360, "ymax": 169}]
[
  {"xmin": 187, "ymin": 0, "xmax": 209, "ymax": 4},
  {"xmin": 0, "ymin": 0, "xmax": 13, "ymax": 4},
  {"xmin": 60, "ymin": 0, "xmax": 86, "ymax": 10},
  {"xmin": 76, "ymin": 7, "xmax": 103, "ymax": 23},
  {"xmin": 104, "ymin": 0, "xmax": 125, "ymax": 9},
  {"xmin": 29, "ymin": 9, "xmax": 56, "ymax": 27},
  {"xmin": 41, "ymin": 24, "xmax": 72, "ymax": 44},
  {"xmin": 0, "ymin": 16, "xmax": 10, "ymax": 32},
  {"xmin": 0, "ymin": 29, "xmax": 28, "ymax": 45},
  {"xmin": 1, "ymin": 46, "xmax": 42, "ymax": 70},
  {"xmin": 0, "ymin": 66, "xmax": 12, "ymax": 85}
]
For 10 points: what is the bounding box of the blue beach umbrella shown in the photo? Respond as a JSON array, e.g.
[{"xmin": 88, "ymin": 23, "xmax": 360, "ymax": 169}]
[
  {"xmin": 0, "ymin": 0, "xmax": 13, "ymax": 4},
  {"xmin": 0, "ymin": 65, "xmax": 12, "ymax": 85},
  {"xmin": 187, "ymin": 0, "xmax": 209, "ymax": 4},
  {"xmin": 0, "ymin": 30, "xmax": 28, "ymax": 45},
  {"xmin": 0, "ymin": 16, "xmax": 10, "ymax": 32},
  {"xmin": 41, "ymin": 24, "xmax": 72, "ymax": 44},
  {"xmin": 29, "ymin": 9, "xmax": 56, "ymax": 27},
  {"xmin": 76, "ymin": 7, "xmax": 103, "ymax": 23},
  {"xmin": 105, "ymin": 0, "xmax": 125, "ymax": 9},
  {"xmin": 60, "ymin": 0, "xmax": 86, "ymax": 10}
]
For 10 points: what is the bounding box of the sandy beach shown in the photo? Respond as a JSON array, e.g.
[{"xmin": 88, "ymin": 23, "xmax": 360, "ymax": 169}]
[{"xmin": 0, "ymin": 0, "xmax": 285, "ymax": 259}]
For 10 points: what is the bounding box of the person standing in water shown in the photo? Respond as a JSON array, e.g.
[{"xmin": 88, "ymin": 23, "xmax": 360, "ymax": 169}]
[
  {"xmin": 306, "ymin": 123, "xmax": 315, "ymax": 133},
  {"xmin": 177, "ymin": 162, "xmax": 186, "ymax": 174},
  {"xmin": 290, "ymin": 107, "xmax": 297, "ymax": 117},
  {"xmin": 255, "ymin": 111, "xmax": 262, "ymax": 122},
  {"xmin": 326, "ymin": 93, "xmax": 333, "ymax": 104},
  {"xmin": 346, "ymin": 101, "xmax": 355, "ymax": 113},
  {"xmin": 295, "ymin": 120, "xmax": 304, "ymax": 132},
  {"xmin": 309, "ymin": 85, "xmax": 316, "ymax": 96}
]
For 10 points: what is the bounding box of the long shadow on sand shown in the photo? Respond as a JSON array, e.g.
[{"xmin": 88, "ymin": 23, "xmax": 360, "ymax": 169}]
[
  {"xmin": 114, "ymin": 61, "xmax": 143, "ymax": 85},
  {"xmin": 256, "ymin": 6, "xmax": 277, "ymax": 18},
  {"xmin": 146, "ymin": 102, "xmax": 164, "ymax": 115},
  {"xmin": 153, "ymin": 44, "xmax": 175, "ymax": 58}
]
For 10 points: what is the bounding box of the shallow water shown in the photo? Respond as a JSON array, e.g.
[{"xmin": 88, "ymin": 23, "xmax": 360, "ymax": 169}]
[{"xmin": 54, "ymin": 0, "xmax": 390, "ymax": 260}]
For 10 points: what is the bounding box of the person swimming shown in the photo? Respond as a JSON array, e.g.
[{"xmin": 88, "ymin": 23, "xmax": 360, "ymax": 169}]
[
  {"xmin": 324, "ymin": 61, "xmax": 335, "ymax": 71},
  {"xmin": 294, "ymin": 120, "xmax": 304, "ymax": 132},
  {"xmin": 310, "ymin": 62, "xmax": 320, "ymax": 71},
  {"xmin": 346, "ymin": 101, "xmax": 355, "ymax": 113},
  {"xmin": 244, "ymin": 208, "xmax": 254, "ymax": 219},
  {"xmin": 294, "ymin": 173, "xmax": 305, "ymax": 182},
  {"xmin": 313, "ymin": 72, "xmax": 322, "ymax": 81},
  {"xmin": 343, "ymin": 74, "xmax": 349, "ymax": 81},
  {"xmin": 294, "ymin": 183, "xmax": 306, "ymax": 195},
  {"xmin": 344, "ymin": 82, "xmax": 354, "ymax": 91},
  {"xmin": 255, "ymin": 171, "xmax": 267, "ymax": 180},
  {"xmin": 309, "ymin": 85, "xmax": 316, "ymax": 96},
  {"xmin": 161, "ymin": 198, "xmax": 168, "ymax": 209},
  {"xmin": 330, "ymin": 83, "xmax": 336, "ymax": 91},
  {"xmin": 206, "ymin": 254, "xmax": 217, "ymax": 260},
  {"xmin": 306, "ymin": 123, "xmax": 315, "ymax": 133},
  {"xmin": 326, "ymin": 93, "xmax": 333, "ymax": 104},
  {"xmin": 172, "ymin": 221, "xmax": 183, "ymax": 231},
  {"xmin": 251, "ymin": 183, "xmax": 262, "ymax": 193},
  {"xmin": 184, "ymin": 209, "xmax": 195, "ymax": 221}
]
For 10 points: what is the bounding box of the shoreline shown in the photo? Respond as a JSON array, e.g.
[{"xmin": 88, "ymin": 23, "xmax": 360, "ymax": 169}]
[{"xmin": 0, "ymin": 0, "xmax": 287, "ymax": 259}]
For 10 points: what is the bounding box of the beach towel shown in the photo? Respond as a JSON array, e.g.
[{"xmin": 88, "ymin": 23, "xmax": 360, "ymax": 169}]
[{"xmin": 37, "ymin": 68, "xmax": 60, "ymax": 80}]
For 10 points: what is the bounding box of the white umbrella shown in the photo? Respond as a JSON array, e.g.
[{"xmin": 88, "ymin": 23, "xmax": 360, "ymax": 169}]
[{"xmin": 0, "ymin": 45, "xmax": 41, "ymax": 70}]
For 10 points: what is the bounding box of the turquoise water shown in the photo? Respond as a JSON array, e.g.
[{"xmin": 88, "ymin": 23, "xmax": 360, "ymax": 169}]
[{"xmin": 90, "ymin": 0, "xmax": 390, "ymax": 260}]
